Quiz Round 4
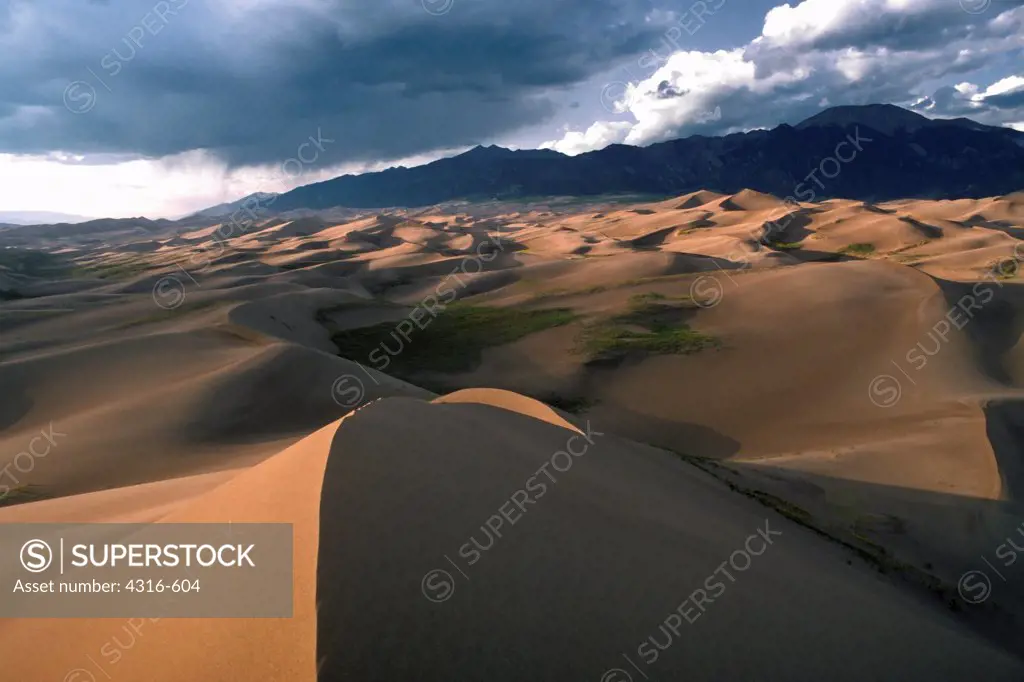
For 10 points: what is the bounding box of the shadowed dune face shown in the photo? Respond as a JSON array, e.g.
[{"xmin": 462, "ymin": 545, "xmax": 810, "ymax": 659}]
[
  {"xmin": 2, "ymin": 190, "xmax": 1024, "ymax": 676},
  {"xmin": 314, "ymin": 397, "xmax": 1023, "ymax": 681}
]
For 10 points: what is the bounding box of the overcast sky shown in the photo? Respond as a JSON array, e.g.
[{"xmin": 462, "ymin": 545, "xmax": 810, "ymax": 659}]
[{"xmin": 0, "ymin": 0, "xmax": 1022, "ymax": 218}]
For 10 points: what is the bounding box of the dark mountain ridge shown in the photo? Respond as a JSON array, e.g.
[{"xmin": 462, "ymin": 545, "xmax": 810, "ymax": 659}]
[{"xmin": 252, "ymin": 104, "xmax": 1024, "ymax": 212}]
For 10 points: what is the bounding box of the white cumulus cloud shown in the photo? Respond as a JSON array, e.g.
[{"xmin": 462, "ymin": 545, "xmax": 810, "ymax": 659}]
[{"xmin": 542, "ymin": 0, "xmax": 1024, "ymax": 155}]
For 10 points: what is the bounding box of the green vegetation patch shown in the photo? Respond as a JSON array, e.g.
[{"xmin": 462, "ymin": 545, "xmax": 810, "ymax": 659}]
[
  {"xmin": 0, "ymin": 485, "xmax": 50, "ymax": 508},
  {"xmin": 629, "ymin": 291, "xmax": 668, "ymax": 303},
  {"xmin": 769, "ymin": 241, "xmax": 803, "ymax": 250},
  {"xmin": 332, "ymin": 303, "xmax": 577, "ymax": 375},
  {"xmin": 622, "ymin": 292, "xmax": 702, "ymax": 317},
  {"xmin": 991, "ymin": 258, "xmax": 1018, "ymax": 280},
  {"xmin": 78, "ymin": 258, "xmax": 154, "ymax": 280},
  {"xmin": 838, "ymin": 242, "xmax": 876, "ymax": 257},
  {"xmin": 0, "ymin": 248, "xmax": 73, "ymax": 277},
  {"xmin": 579, "ymin": 323, "xmax": 718, "ymax": 359},
  {"xmin": 577, "ymin": 296, "xmax": 719, "ymax": 363},
  {"xmin": 522, "ymin": 283, "xmax": 610, "ymax": 303},
  {"xmin": 626, "ymin": 291, "xmax": 701, "ymax": 307}
]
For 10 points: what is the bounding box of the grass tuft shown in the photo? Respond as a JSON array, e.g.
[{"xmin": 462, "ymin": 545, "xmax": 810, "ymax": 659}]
[
  {"xmin": 838, "ymin": 242, "xmax": 876, "ymax": 257},
  {"xmin": 0, "ymin": 485, "xmax": 49, "ymax": 508},
  {"xmin": 629, "ymin": 291, "xmax": 668, "ymax": 303}
]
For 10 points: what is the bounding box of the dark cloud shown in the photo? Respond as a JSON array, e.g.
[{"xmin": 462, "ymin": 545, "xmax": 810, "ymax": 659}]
[
  {"xmin": 985, "ymin": 87, "xmax": 1024, "ymax": 109},
  {"xmin": 0, "ymin": 0, "xmax": 666, "ymax": 166},
  {"xmin": 777, "ymin": 5, "xmax": 1012, "ymax": 53}
]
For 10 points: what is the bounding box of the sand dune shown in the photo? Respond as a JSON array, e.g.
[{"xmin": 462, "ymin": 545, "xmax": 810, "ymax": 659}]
[
  {"xmin": 4, "ymin": 393, "xmax": 1023, "ymax": 681},
  {"xmin": 3, "ymin": 190, "xmax": 1024, "ymax": 677},
  {"xmin": 316, "ymin": 395, "xmax": 1023, "ymax": 681}
]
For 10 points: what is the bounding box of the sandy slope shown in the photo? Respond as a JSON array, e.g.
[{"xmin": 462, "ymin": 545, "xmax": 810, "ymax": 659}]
[
  {"xmin": 0, "ymin": 417, "xmax": 339, "ymax": 682},
  {"xmin": 3, "ymin": 393, "xmax": 1022, "ymax": 681},
  {"xmin": 2, "ymin": 190, "xmax": 1024, "ymax": 677}
]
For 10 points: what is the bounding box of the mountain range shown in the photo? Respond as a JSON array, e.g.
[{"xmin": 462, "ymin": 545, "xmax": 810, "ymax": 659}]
[
  {"xmin": 0, "ymin": 211, "xmax": 95, "ymax": 226},
  {"xmin": 266, "ymin": 104, "xmax": 1023, "ymax": 212},
  {"xmin": 186, "ymin": 192, "xmax": 280, "ymax": 219},
  {"xmin": 3, "ymin": 105, "xmax": 1021, "ymax": 230}
]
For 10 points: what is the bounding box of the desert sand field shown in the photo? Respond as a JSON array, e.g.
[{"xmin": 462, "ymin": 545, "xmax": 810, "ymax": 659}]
[{"xmin": 2, "ymin": 189, "xmax": 1024, "ymax": 679}]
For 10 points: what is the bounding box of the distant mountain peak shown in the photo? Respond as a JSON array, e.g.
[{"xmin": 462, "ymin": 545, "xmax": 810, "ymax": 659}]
[
  {"xmin": 189, "ymin": 191, "xmax": 280, "ymax": 219},
  {"xmin": 0, "ymin": 210, "xmax": 96, "ymax": 225},
  {"xmin": 457, "ymin": 144, "xmax": 564, "ymax": 161},
  {"xmin": 796, "ymin": 103, "xmax": 931, "ymax": 134},
  {"xmin": 459, "ymin": 144, "xmax": 515, "ymax": 158}
]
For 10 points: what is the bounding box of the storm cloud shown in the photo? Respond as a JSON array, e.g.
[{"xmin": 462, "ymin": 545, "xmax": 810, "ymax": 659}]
[{"xmin": 0, "ymin": 0, "xmax": 667, "ymax": 166}]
